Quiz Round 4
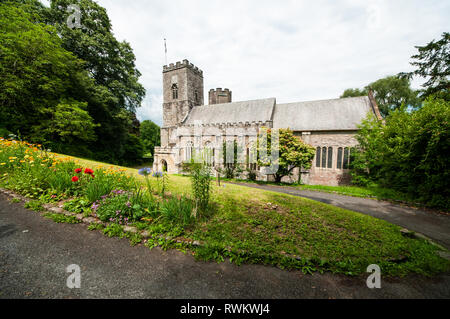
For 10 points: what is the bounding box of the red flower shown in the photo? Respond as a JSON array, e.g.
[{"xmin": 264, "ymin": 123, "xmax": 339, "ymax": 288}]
[
  {"xmin": 91, "ymin": 174, "xmax": 95, "ymax": 179},
  {"xmin": 84, "ymin": 168, "xmax": 94, "ymax": 175},
  {"xmin": 75, "ymin": 168, "xmax": 82, "ymax": 174},
  {"xmin": 71, "ymin": 176, "xmax": 79, "ymax": 182}
]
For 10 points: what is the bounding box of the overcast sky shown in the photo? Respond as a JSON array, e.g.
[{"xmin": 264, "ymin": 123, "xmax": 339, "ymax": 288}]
[{"xmin": 42, "ymin": 0, "xmax": 450, "ymax": 125}]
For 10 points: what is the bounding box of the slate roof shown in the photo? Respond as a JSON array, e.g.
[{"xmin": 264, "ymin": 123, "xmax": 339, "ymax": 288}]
[
  {"xmin": 182, "ymin": 96, "xmax": 375, "ymax": 131},
  {"xmin": 272, "ymin": 96, "xmax": 374, "ymax": 131},
  {"xmin": 183, "ymin": 98, "xmax": 276, "ymax": 125}
]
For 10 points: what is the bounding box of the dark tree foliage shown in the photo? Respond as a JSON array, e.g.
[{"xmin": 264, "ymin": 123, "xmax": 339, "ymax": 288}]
[
  {"xmin": 140, "ymin": 120, "xmax": 161, "ymax": 162},
  {"xmin": 350, "ymin": 96, "xmax": 450, "ymax": 210},
  {"xmin": 0, "ymin": 0, "xmax": 148, "ymax": 166}
]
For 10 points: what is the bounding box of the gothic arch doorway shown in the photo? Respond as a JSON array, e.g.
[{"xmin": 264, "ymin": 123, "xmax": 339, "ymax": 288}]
[{"xmin": 161, "ymin": 159, "xmax": 168, "ymax": 172}]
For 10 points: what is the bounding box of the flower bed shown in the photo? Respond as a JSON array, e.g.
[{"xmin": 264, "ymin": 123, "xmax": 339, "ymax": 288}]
[{"xmin": 0, "ymin": 137, "xmax": 198, "ymax": 230}]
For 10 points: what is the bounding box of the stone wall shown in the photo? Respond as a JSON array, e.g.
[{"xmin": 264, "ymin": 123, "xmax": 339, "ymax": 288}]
[
  {"xmin": 286, "ymin": 130, "xmax": 359, "ymax": 186},
  {"xmin": 209, "ymin": 88, "xmax": 232, "ymax": 105}
]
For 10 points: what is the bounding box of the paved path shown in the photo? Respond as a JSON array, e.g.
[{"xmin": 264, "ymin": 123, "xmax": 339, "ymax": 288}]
[
  {"xmin": 229, "ymin": 183, "xmax": 450, "ymax": 250},
  {"xmin": 0, "ymin": 193, "xmax": 449, "ymax": 299}
]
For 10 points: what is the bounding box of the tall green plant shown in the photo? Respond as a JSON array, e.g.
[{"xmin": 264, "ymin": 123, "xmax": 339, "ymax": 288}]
[{"xmin": 182, "ymin": 160, "xmax": 212, "ymax": 216}]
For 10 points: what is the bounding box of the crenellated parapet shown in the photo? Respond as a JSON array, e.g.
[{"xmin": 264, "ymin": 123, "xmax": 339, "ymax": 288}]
[
  {"xmin": 163, "ymin": 59, "xmax": 203, "ymax": 77},
  {"xmin": 208, "ymin": 87, "xmax": 232, "ymax": 105}
]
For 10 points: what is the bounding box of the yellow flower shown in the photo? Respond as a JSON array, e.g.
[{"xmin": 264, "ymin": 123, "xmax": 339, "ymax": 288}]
[{"xmin": 0, "ymin": 163, "xmax": 5, "ymax": 165}]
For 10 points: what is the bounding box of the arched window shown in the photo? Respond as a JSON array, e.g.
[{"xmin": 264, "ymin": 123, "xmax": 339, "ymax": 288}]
[
  {"xmin": 343, "ymin": 147, "xmax": 350, "ymax": 169},
  {"xmin": 204, "ymin": 141, "xmax": 212, "ymax": 166},
  {"xmin": 337, "ymin": 147, "xmax": 343, "ymax": 169},
  {"xmin": 321, "ymin": 147, "xmax": 327, "ymax": 168},
  {"xmin": 327, "ymin": 147, "xmax": 333, "ymax": 168},
  {"xmin": 185, "ymin": 141, "xmax": 193, "ymax": 161},
  {"xmin": 171, "ymin": 83, "xmax": 178, "ymax": 100},
  {"xmin": 161, "ymin": 160, "xmax": 168, "ymax": 172},
  {"xmin": 194, "ymin": 90, "xmax": 199, "ymax": 104},
  {"xmin": 316, "ymin": 147, "xmax": 321, "ymax": 167},
  {"xmin": 246, "ymin": 148, "xmax": 250, "ymax": 169}
]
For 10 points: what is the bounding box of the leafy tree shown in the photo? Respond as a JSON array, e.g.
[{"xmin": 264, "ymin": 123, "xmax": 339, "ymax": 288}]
[
  {"xmin": 368, "ymin": 76, "xmax": 421, "ymax": 116},
  {"xmin": 350, "ymin": 97, "xmax": 450, "ymax": 209},
  {"xmin": 1, "ymin": 0, "xmax": 147, "ymax": 166},
  {"xmin": 0, "ymin": 3, "xmax": 89, "ymax": 138},
  {"xmin": 140, "ymin": 120, "xmax": 160, "ymax": 161},
  {"xmin": 340, "ymin": 76, "xmax": 421, "ymax": 117},
  {"xmin": 340, "ymin": 88, "xmax": 368, "ymax": 98},
  {"xmin": 121, "ymin": 133, "xmax": 144, "ymax": 165},
  {"xmin": 31, "ymin": 99, "xmax": 98, "ymax": 145},
  {"xmin": 43, "ymin": 0, "xmax": 146, "ymax": 165},
  {"xmin": 400, "ymin": 32, "xmax": 450, "ymax": 100},
  {"xmin": 257, "ymin": 128, "xmax": 315, "ymax": 183},
  {"xmin": 46, "ymin": 0, "xmax": 145, "ymax": 111},
  {"xmin": 349, "ymin": 114, "xmax": 384, "ymax": 186}
]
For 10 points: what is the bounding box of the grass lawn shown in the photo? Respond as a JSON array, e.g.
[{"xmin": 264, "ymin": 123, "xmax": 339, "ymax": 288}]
[{"xmin": 50, "ymin": 153, "xmax": 450, "ymax": 277}]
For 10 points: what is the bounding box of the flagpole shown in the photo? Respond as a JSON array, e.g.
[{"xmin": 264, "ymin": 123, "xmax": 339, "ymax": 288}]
[{"xmin": 164, "ymin": 38, "xmax": 167, "ymax": 65}]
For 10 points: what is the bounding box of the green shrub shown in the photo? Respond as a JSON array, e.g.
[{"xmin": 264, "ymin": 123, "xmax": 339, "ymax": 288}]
[
  {"xmin": 350, "ymin": 96, "xmax": 450, "ymax": 210},
  {"xmin": 246, "ymin": 169, "xmax": 257, "ymax": 181},
  {"xmin": 24, "ymin": 200, "xmax": 44, "ymax": 212},
  {"xmin": 92, "ymin": 189, "xmax": 157, "ymax": 223},
  {"xmin": 182, "ymin": 161, "xmax": 212, "ymax": 216},
  {"xmin": 160, "ymin": 195, "xmax": 195, "ymax": 226},
  {"xmin": 82, "ymin": 169, "xmax": 135, "ymax": 203},
  {"xmin": 44, "ymin": 213, "xmax": 81, "ymax": 224},
  {"xmin": 63, "ymin": 197, "xmax": 91, "ymax": 215}
]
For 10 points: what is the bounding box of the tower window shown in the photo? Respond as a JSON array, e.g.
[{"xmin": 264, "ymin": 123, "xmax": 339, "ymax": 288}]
[
  {"xmin": 171, "ymin": 83, "xmax": 178, "ymax": 100},
  {"xmin": 194, "ymin": 90, "xmax": 199, "ymax": 104}
]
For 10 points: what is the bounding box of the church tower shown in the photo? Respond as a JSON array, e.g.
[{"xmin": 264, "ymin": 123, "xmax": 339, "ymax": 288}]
[
  {"xmin": 160, "ymin": 59, "xmax": 204, "ymax": 147},
  {"xmin": 162, "ymin": 59, "xmax": 204, "ymax": 127}
]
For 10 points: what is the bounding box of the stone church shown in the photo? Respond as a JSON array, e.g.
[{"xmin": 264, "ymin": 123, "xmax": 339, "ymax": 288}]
[{"xmin": 153, "ymin": 59, "xmax": 382, "ymax": 186}]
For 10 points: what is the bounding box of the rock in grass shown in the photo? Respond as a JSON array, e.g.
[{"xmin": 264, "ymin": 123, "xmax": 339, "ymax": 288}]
[
  {"xmin": 123, "ymin": 226, "xmax": 137, "ymax": 234},
  {"xmin": 400, "ymin": 228, "xmax": 415, "ymax": 238},
  {"xmin": 48, "ymin": 206, "xmax": 63, "ymax": 214},
  {"xmin": 140, "ymin": 231, "xmax": 151, "ymax": 238}
]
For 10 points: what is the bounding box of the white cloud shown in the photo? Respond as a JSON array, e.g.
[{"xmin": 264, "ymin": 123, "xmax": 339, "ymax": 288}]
[{"xmin": 43, "ymin": 0, "xmax": 450, "ymax": 125}]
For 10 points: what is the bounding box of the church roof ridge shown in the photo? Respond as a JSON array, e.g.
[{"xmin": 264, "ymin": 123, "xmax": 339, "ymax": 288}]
[{"xmin": 277, "ymin": 95, "xmax": 369, "ymax": 106}]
